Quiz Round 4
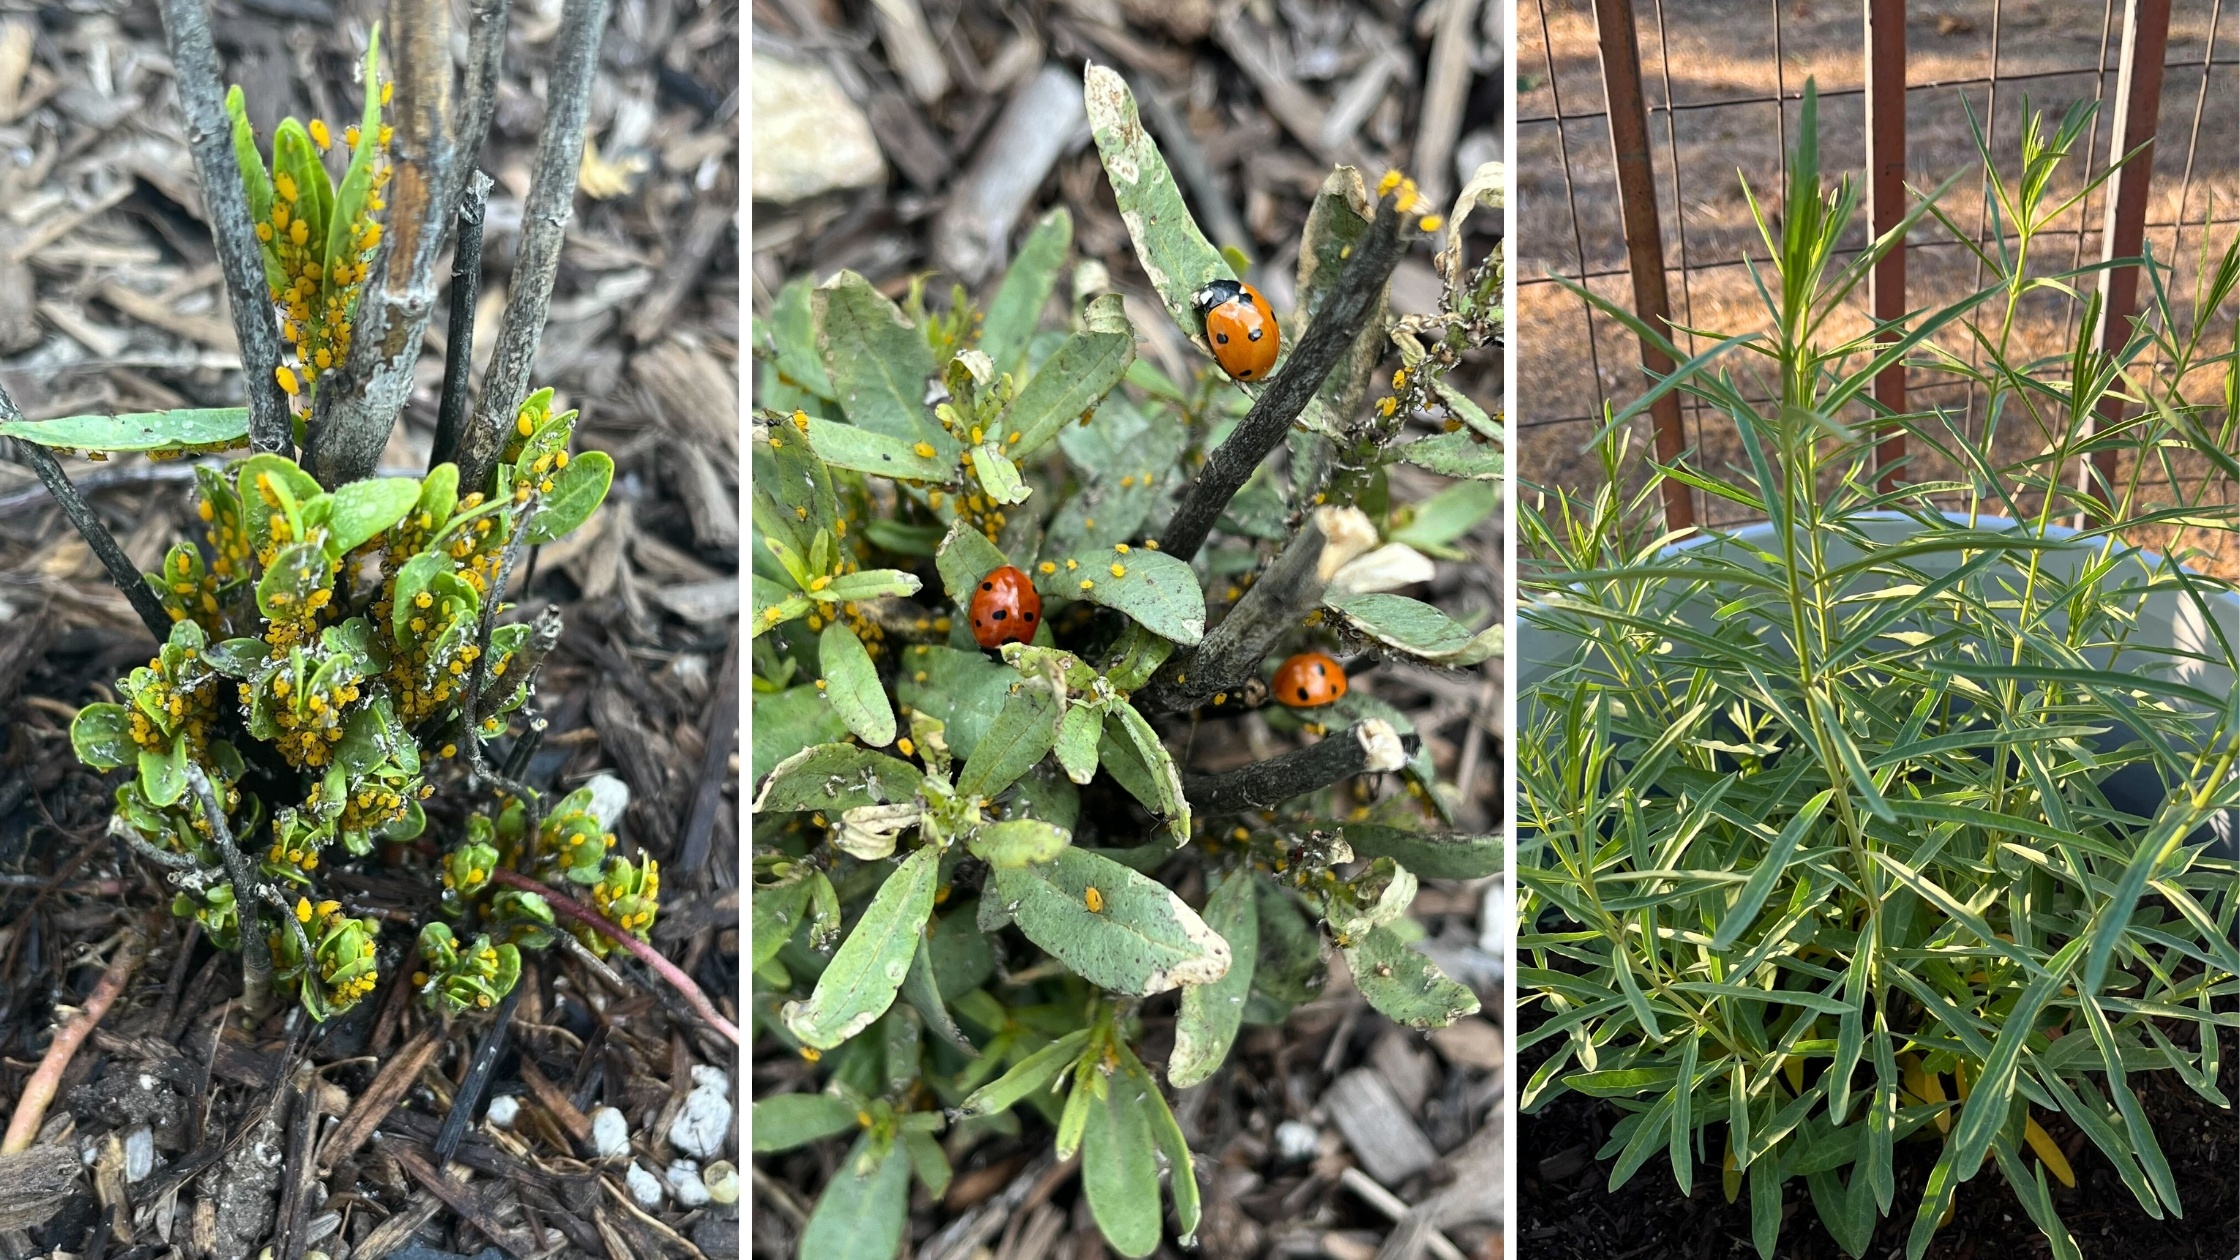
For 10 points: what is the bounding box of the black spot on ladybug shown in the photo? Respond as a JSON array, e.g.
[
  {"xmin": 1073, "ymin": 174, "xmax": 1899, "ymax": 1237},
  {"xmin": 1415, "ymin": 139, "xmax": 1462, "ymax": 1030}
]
[
  {"xmin": 1216, "ymin": 332, "xmax": 1229, "ymax": 344},
  {"xmin": 1297, "ymin": 686, "xmax": 1310, "ymax": 701},
  {"xmin": 992, "ymin": 609, "xmax": 1007, "ymax": 620},
  {"xmin": 1023, "ymin": 610, "xmax": 1035, "ymax": 621},
  {"xmin": 1249, "ymin": 328, "xmax": 1262, "ymax": 341},
  {"xmin": 981, "ymin": 581, "xmax": 994, "ymax": 591},
  {"xmin": 1239, "ymin": 368, "xmax": 1253, "ymax": 377}
]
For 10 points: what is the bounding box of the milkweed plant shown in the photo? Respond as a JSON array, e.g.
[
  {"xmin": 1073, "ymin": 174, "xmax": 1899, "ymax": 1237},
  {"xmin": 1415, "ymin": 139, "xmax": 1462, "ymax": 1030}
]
[
  {"xmin": 748, "ymin": 67, "xmax": 1505, "ymax": 1258},
  {"xmin": 1, "ymin": 27, "xmax": 642, "ymax": 1026},
  {"xmin": 1519, "ymin": 82, "xmax": 2240, "ymax": 1260}
]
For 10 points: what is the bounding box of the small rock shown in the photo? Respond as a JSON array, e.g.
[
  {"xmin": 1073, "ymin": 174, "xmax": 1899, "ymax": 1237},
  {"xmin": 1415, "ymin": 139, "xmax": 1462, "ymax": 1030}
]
[
  {"xmin": 751, "ymin": 54, "xmax": 885, "ymax": 204},
  {"xmin": 626, "ymin": 1161, "xmax": 664, "ymax": 1208},
  {"xmin": 1274, "ymin": 1119, "xmax": 1320, "ymax": 1163},
  {"xmin": 703, "ymin": 1160, "xmax": 740, "ymax": 1205},
  {"xmin": 123, "ymin": 1126, "xmax": 154, "ymax": 1183},
  {"xmin": 591, "ymin": 1106, "xmax": 630, "ymax": 1159},
  {"xmin": 689, "ymin": 1064, "xmax": 730, "ymax": 1097},
  {"xmin": 485, "ymin": 1094, "xmax": 519, "ymax": 1128},
  {"xmin": 666, "ymin": 1159, "xmax": 711, "ymax": 1208},
  {"xmin": 583, "ymin": 773, "xmax": 632, "ymax": 832},
  {"xmin": 669, "ymin": 1085, "xmax": 733, "ymax": 1160},
  {"xmin": 1428, "ymin": 1018, "xmax": 1504, "ymax": 1073}
]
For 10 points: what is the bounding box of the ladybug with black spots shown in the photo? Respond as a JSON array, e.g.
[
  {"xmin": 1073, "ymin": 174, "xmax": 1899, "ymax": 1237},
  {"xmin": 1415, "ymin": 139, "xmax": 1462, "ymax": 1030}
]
[
  {"xmin": 968, "ymin": 565, "xmax": 1042, "ymax": 649},
  {"xmin": 1273, "ymin": 651, "xmax": 1347, "ymax": 708},
  {"xmin": 1192, "ymin": 278, "xmax": 1279, "ymax": 381}
]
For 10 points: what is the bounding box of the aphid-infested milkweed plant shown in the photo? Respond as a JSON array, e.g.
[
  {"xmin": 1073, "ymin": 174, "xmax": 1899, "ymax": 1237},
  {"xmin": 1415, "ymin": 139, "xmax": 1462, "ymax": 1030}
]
[
  {"xmin": 1519, "ymin": 83, "xmax": 2240, "ymax": 1260},
  {"xmin": 749, "ymin": 66, "xmax": 1503, "ymax": 1258},
  {"xmin": 0, "ymin": 0, "xmax": 693, "ymax": 1035}
]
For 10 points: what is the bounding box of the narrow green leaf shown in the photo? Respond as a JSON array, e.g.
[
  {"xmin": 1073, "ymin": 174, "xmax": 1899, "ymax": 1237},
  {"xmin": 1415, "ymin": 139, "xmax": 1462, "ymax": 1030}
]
[
  {"xmin": 805, "ymin": 416, "xmax": 957, "ymax": 482},
  {"xmin": 972, "ymin": 442, "xmax": 1031, "ymax": 504},
  {"xmin": 955, "ymin": 683, "xmax": 1062, "ymax": 799},
  {"xmin": 752, "ymin": 875, "xmax": 813, "ymax": 969},
  {"xmin": 981, "ymin": 208, "xmax": 1072, "ymax": 374},
  {"xmin": 799, "ymin": 1132, "xmax": 909, "ymax": 1260},
  {"xmin": 819, "ymin": 622, "xmax": 896, "ymax": 747},
  {"xmin": 1082, "ymin": 65, "xmax": 1231, "ymax": 353},
  {"xmin": 1344, "ymin": 924, "xmax": 1479, "ymax": 1028},
  {"xmin": 1712, "ymin": 789, "xmax": 1834, "ymax": 950},
  {"xmin": 1098, "ymin": 703, "xmax": 1189, "ymax": 845},
  {"xmin": 1327, "ymin": 592, "xmax": 1497, "ymax": 665},
  {"xmin": 783, "ymin": 845, "xmax": 941, "ymax": 1049},
  {"xmin": 1169, "ymin": 870, "xmax": 1258, "ymax": 1087},
  {"xmin": 753, "ymin": 743, "xmax": 920, "ymax": 814},
  {"xmin": 1054, "ymin": 702, "xmax": 1103, "ymax": 784},
  {"xmin": 956, "ymin": 1029, "xmax": 1092, "ymax": 1118},
  {"xmin": 968, "ymin": 818, "xmax": 1073, "ymax": 868},
  {"xmin": 1005, "ymin": 302, "xmax": 1135, "ymax": 459},
  {"xmin": 1340, "ymin": 825, "xmax": 1503, "ymax": 880},
  {"xmin": 1083, "ymin": 1056, "xmax": 1164, "ymax": 1258},
  {"xmin": 0, "ymin": 407, "xmax": 249, "ymax": 455},
  {"xmin": 1395, "ymin": 428, "xmax": 1502, "ymax": 481},
  {"xmin": 750, "ymin": 1093, "xmax": 861, "ymax": 1152}
]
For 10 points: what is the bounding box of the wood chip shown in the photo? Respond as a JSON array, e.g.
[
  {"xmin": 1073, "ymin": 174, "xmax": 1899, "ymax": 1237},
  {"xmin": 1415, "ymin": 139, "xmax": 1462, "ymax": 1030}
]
[
  {"xmin": 932, "ymin": 64, "xmax": 1085, "ymax": 284},
  {"xmin": 0, "ymin": 1145, "xmax": 79, "ymax": 1230},
  {"xmin": 99, "ymin": 282, "xmax": 239, "ymax": 350},
  {"xmin": 1322, "ymin": 1067, "xmax": 1439, "ymax": 1184},
  {"xmin": 1369, "ymin": 1029, "xmax": 1438, "ymax": 1114},
  {"xmin": 868, "ymin": 0, "xmax": 949, "ymax": 103},
  {"xmin": 1426, "ymin": 1017, "xmax": 1503, "ymax": 1073},
  {"xmin": 317, "ymin": 1027, "xmax": 441, "ymax": 1172}
]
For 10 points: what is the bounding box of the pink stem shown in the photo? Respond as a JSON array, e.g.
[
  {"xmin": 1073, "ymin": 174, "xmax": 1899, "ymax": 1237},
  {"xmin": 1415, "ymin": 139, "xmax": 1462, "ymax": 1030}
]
[
  {"xmin": 491, "ymin": 868, "xmax": 741, "ymax": 1046},
  {"xmin": 5, "ymin": 933, "xmax": 146, "ymax": 1153}
]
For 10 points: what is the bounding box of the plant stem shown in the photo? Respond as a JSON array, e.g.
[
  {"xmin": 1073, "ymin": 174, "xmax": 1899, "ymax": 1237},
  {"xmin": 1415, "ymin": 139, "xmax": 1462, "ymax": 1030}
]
[
  {"xmin": 1157, "ymin": 197, "xmax": 1406, "ymax": 563},
  {"xmin": 13, "ymin": 443, "xmax": 174, "ymax": 643},
  {"xmin": 187, "ymin": 763, "xmax": 275, "ymax": 1019},
  {"xmin": 1142, "ymin": 516, "xmax": 1326, "ymax": 713},
  {"xmin": 153, "ymin": 0, "xmax": 291, "ymax": 457},
  {"xmin": 431, "ymin": 171, "xmax": 493, "ymax": 471},
  {"xmin": 1, "ymin": 929, "xmax": 146, "ymax": 1154},
  {"xmin": 488, "ymin": 867, "xmax": 742, "ymax": 1046},
  {"xmin": 445, "ymin": 0, "xmax": 514, "ymax": 219},
  {"xmin": 457, "ymin": 0, "xmax": 611, "ymax": 495},
  {"xmin": 1180, "ymin": 721, "xmax": 1419, "ymax": 815},
  {"xmin": 307, "ymin": 0, "xmax": 457, "ymax": 488}
]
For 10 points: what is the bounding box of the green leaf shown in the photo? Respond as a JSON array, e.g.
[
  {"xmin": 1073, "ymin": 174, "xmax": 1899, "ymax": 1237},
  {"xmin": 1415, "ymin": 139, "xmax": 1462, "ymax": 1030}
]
[
  {"xmin": 750, "ymin": 1092, "xmax": 861, "ymax": 1152},
  {"xmin": 1083, "ymin": 65, "xmax": 1232, "ymax": 358},
  {"xmin": 138, "ymin": 736, "xmax": 188, "ymax": 809},
  {"xmin": 0, "ymin": 407, "xmax": 250, "ymax": 456},
  {"xmin": 256, "ymin": 540, "xmax": 330, "ymax": 621},
  {"xmin": 1140, "ymin": 1048, "xmax": 1202, "ymax": 1240},
  {"xmin": 752, "ymin": 575, "xmax": 812, "ymax": 636},
  {"xmin": 895, "ymin": 644, "xmax": 1015, "ymax": 761},
  {"xmin": 971, "ymin": 441, "xmax": 1031, "ymax": 504},
  {"xmin": 752, "ymin": 686, "xmax": 851, "ymax": 781},
  {"xmin": 823, "ymin": 569, "xmax": 923, "ymax": 602},
  {"xmin": 1169, "ymin": 870, "xmax": 1258, "ymax": 1087},
  {"xmin": 969, "ymin": 818, "xmax": 1073, "ymax": 868},
  {"xmin": 903, "ymin": 1128, "xmax": 952, "ymax": 1199},
  {"xmin": 981, "ymin": 208, "xmax": 1072, "ymax": 374},
  {"xmin": 321, "ymin": 31, "xmax": 381, "ymax": 307},
  {"xmin": 991, "ymin": 848, "xmax": 1229, "ymax": 996},
  {"xmin": 934, "ymin": 520, "xmax": 1013, "ymax": 608},
  {"xmin": 1396, "ymin": 429, "xmax": 1503, "ymax": 481},
  {"xmin": 752, "ymin": 875, "xmax": 813, "ymax": 970},
  {"xmin": 1294, "ymin": 168, "xmax": 1382, "ymax": 417},
  {"xmin": 1005, "ymin": 297, "xmax": 1136, "ymax": 459},
  {"xmin": 323, "ymin": 475, "xmax": 420, "ymax": 555},
  {"xmin": 1433, "ymin": 377, "xmax": 1501, "ymax": 440},
  {"xmin": 225, "ymin": 87, "xmax": 275, "ymax": 261},
  {"xmin": 1054, "ymin": 702, "xmax": 1103, "ymax": 784},
  {"xmin": 784, "ymin": 845, "xmax": 942, "ymax": 1049},
  {"xmin": 799, "ymin": 1132, "xmax": 910, "ymax": 1260},
  {"xmin": 1344, "ymin": 924, "xmax": 1479, "ymax": 1028},
  {"xmin": 1083, "ymin": 1053, "xmax": 1164, "ymax": 1258},
  {"xmin": 1327, "ymin": 592, "xmax": 1497, "ymax": 665},
  {"xmin": 524, "ymin": 449, "xmax": 612, "ymax": 545},
  {"xmin": 70, "ymin": 703, "xmax": 134, "ymax": 771},
  {"xmin": 956, "ymin": 684, "xmax": 1062, "ymax": 799},
  {"xmin": 1340, "ymin": 825, "xmax": 1504, "ymax": 880},
  {"xmin": 767, "ymin": 278, "xmax": 838, "ymax": 399},
  {"xmin": 957, "ymin": 1029, "xmax": 1092, "ymax": 1118},
  {"xmin": 753, "ymin": 743, "xmax": 921, "ymax": 815},
  {"xmin": 903, "ymin": 930, "xmax": 977, "ymax": 1054},
  {"xmin": 1034, "ymin": 548, "xmax": 1205, "ymax": 646},
  {"xmin": 803, "ymin": 416, "xmax": 956, "ymax": 483},
  {"xmin": 1098, "ymin": 703, "xmax": 1189, "ymax": 845},
  {"xmin": 814, "ymin": 270, "xmax": 944, "ymax": 446},
  {"xmin": 236, "ymin": 454, "xmax": 321, "ymax": 557},
  {"xmin": 1390, "ymin": 480, "xmax": 1500, "ymax": 552},
  {"xmin": 819, "ymin": 622, "xmax": 896, "ymax": 747},
  {"xmin": 1711, "ymin": 789, "xmax": 1835, "ymax": 951}
]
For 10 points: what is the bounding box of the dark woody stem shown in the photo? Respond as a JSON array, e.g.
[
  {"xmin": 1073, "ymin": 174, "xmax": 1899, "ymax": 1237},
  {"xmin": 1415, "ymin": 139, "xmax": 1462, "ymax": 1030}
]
[
  {"xmin": 1181, "ymin": 721, "xmax": 1419, "ymax": 815},
  {"xmin": 1, "ymin": 379, "xmax": 171, "ymax": 642}
]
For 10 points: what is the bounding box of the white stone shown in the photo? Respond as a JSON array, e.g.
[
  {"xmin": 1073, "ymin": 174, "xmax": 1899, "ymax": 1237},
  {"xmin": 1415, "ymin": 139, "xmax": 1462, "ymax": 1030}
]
[
  {"xmin": 1274, "ymin": 1119, "xmax": 1320, "ymax": 1163},
  {"xmin": 591, "ymin": 1105, "xmax": 631, "ymax": 1159},
  {"xmin": 626, "ymin": 1161, "xmax": 664, "ymax": 1208},
  {"xmin": 1328, "ymin": 543, "xmax": 1437, "ymax": 597},
  {"xmin": 669, "ymin": 1086, "xmax": 734, "ymax": 1160},
  {"xmin": 689, "ymin": 1065, "xmax": 730, "ymax": 1097},
  {"xmin": 666, "ymin": 1159, "xmax": 712, "ymax": 1208},
  {"xmin": 485, "ymin": 1094, "xmax": 519, "ymax": 1128},
  {"xmin": 123, "ymin": 1126, "xmax": 153, "ymax": 1183},
  {"xmin": 751, "ymin": 55, "xmax": 885, "ymax": 204},
  {"xmin": 583, "ymin": 773, "xmax": 632, "ymax": 832}
]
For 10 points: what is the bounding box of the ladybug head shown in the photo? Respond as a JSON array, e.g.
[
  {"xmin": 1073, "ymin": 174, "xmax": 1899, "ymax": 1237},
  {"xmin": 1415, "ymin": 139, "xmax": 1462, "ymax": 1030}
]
[{"xmin": 1191, "ymin": 278, "xmax": 1245, "ymax": 314}]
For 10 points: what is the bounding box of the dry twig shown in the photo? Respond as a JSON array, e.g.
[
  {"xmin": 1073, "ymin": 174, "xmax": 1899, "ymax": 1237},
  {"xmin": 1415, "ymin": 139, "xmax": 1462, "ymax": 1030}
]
[
  {"xmin": 490, "ymin": 867, "xmax": 742, "ymax": 1046},
  {"xmin": 1, "ymin": 929, "xmax": 147, "ymax": 1154}
]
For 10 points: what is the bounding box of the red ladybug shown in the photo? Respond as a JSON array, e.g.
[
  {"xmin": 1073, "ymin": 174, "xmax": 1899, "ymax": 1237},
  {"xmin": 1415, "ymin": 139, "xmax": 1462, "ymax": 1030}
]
[
  {"xmin": 1192, "ymin": 279, "xmax": 1279, "ymax": 381},
  {"xmin": 969, "ymin": 565, "xmax": 1041, "ymax": 649},
  {"xmin": 1273, "ymin": 651, "xmax": 1346, "ymax": 708}
]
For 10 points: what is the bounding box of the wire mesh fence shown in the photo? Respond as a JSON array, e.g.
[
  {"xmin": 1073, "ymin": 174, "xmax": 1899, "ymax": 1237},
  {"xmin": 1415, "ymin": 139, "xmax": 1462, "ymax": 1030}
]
[{"xmin": 1516, "ymin": 0, "xmax": 2238, "ymax": 566}]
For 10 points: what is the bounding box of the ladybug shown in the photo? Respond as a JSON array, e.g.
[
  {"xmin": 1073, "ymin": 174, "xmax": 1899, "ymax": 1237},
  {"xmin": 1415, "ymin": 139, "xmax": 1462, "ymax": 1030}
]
[
  {"xmin": 968, "ymin": 565, "xmax": 1041, "ymax": 649},
  {"xmin": 1273, "ymin": 651, "xmax": 1347, "ymax": 708},
  {"xmin": 1192, "ymin": 279, "xmax": 1279, "ymax": 381}
]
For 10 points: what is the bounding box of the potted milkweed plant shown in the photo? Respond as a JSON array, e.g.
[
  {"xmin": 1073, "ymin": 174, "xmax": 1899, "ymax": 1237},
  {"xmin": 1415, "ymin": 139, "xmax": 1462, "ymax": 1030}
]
[
  {"xmin": 748, "ymin": 66, "xmax": 1504, "ymax": 1260},
  {"xmin": 1518, "ymin": 82, "xmax": 2239, "ymax": 1260}
]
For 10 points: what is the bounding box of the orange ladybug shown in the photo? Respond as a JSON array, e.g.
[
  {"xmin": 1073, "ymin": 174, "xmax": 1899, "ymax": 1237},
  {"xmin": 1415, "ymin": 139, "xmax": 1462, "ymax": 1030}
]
[
  {"xmin": 1273, "ymin": 651, "xmax": 1346, "ymax": 707},
  {"xmin": 1192, "ymin": 279, "xmax": 1279, "ymax": 381},
  {"xmin": 969, "ymin": 565, "xmax": 1041, "ymax": 649}
]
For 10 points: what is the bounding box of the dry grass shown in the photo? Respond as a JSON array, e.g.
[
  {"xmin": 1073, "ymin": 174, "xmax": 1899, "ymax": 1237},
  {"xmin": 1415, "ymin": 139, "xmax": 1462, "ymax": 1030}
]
[{"xmin": 1515, "ymin": 0, "xmax": 2238, "ymax": 572}]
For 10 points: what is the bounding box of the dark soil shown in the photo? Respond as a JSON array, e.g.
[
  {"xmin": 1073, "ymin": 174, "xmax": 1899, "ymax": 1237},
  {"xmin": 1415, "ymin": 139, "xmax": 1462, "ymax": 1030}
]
[{"xmin": 1518, "ymin": 1019, "xmax": 2239, "ymax": 1260}]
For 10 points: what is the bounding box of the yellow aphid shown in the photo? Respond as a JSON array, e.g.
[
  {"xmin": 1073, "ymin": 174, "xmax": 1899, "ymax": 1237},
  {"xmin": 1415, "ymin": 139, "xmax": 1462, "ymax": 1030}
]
[
  {"xmin": 913, "ymin": 442, "xmax": 936, "ymax": 458},
  {"xmin": 516, "ymin": 414, "xmax": 534, "ymax": 436},
  {"xmin": 1079, "ymin": 579, "xmax": 1094, "ymax": 591},
  {"xmin": 380, "ymin": 82, "xmax": 394, "ymax": 105},
  {"xmin": 1038, "ymin": 562, "xmax": 1057, "ymax": 574},
  {"xmin": 308, "ymin": 119, "xmax": 331, "ymax": 149},
  {"xmin": 1378, "ymin": 169, "xmax": 1404, "ymax": 196},
  {"xmin": 1417, "ymin": 214, "xmax": 1443, "ymax": 232},
  {"xmin": 1110, "ymin": 564, "xmax": 1126, "ymax": 578},
  {"xmin": 1084, "ymin": 886, "xmax": 1104, "ymax": 913},
  {"xmin": 275, "ymin": 365, "xmax": 301, "ymax": 395}
]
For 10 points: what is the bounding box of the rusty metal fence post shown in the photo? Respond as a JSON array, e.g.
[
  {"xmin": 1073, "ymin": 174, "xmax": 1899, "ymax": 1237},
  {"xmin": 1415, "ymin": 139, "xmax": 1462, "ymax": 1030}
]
[
  {"xmin": 1866, "ymin": 0, "xmax": 1908, "ymax": 491},
  {"xmin": 2090, "ymin": 0, "xmax": 2174, "ymax": 496},
  {"xmin": 1591, "ymin": 0, "xmax": 1693, "ymax": 530}
]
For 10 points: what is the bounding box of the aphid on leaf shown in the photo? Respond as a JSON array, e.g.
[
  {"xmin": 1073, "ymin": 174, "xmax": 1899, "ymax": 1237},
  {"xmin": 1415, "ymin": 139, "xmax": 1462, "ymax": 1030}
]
[{"xmin": 1084, "ymin": 886, "xmax": 1104, "ymax": 913}]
